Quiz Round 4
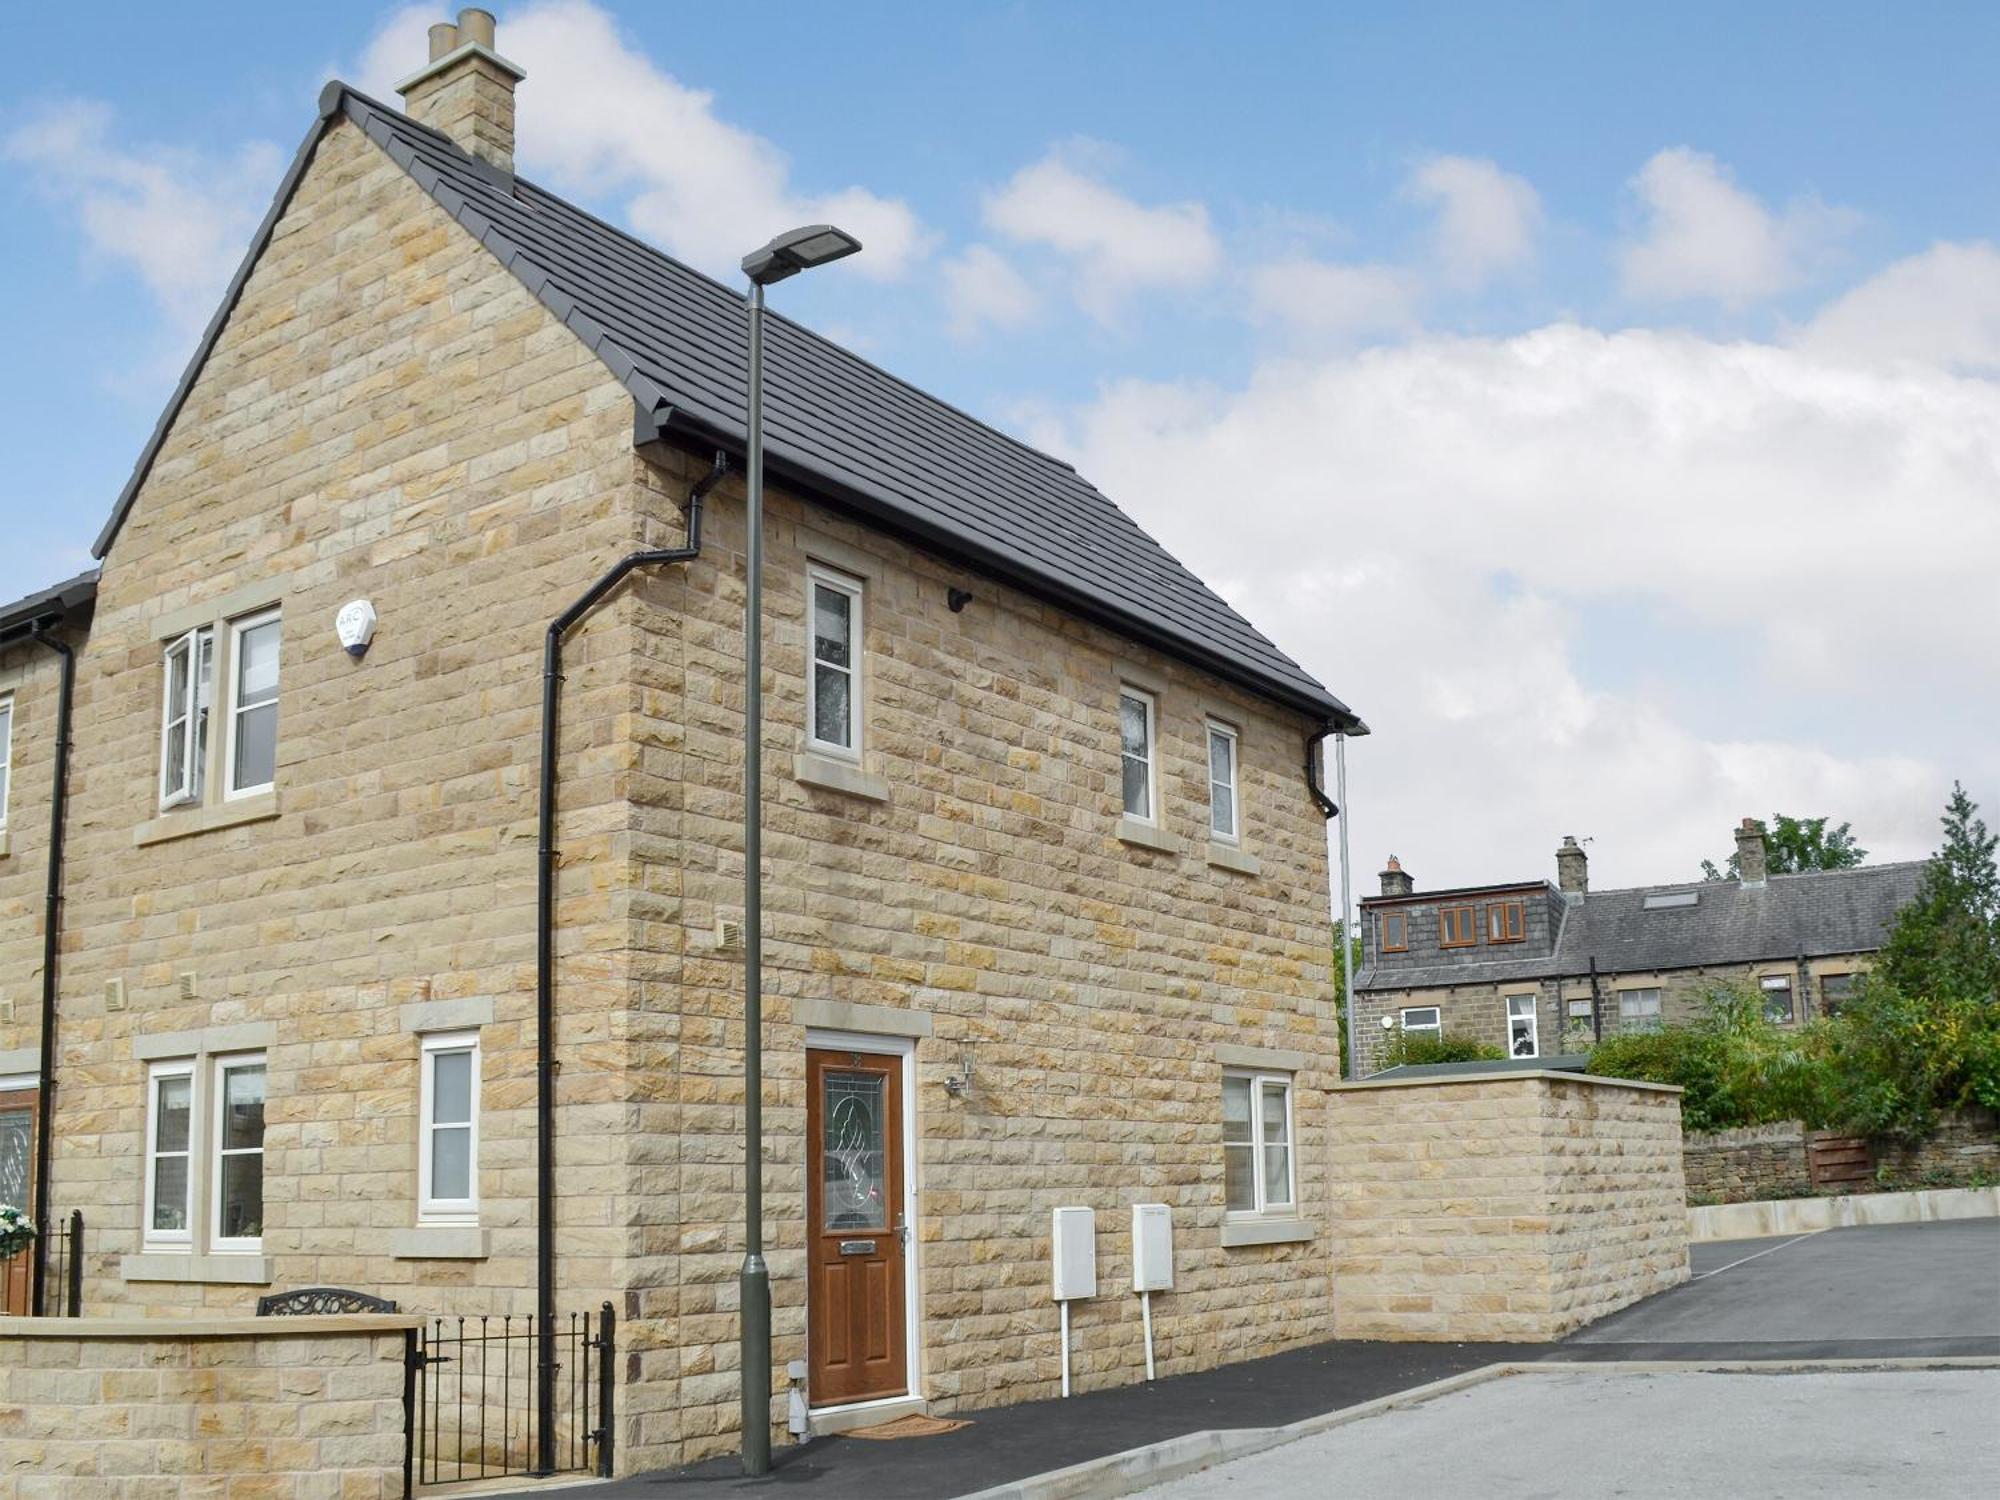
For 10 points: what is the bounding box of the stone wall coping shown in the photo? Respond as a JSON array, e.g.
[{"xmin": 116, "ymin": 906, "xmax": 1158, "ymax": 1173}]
[
  {"xmin": 0, "ymin": 1314, "xmax": 420, "ymax": 1339},
  {"xmin": 1332, "ymin": 1069, "xmax": 1682, "ymax": 1095}
]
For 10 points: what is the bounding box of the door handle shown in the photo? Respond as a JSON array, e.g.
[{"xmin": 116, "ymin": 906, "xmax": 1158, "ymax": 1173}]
[{"xmin": 895, "ymin": 1214, "xmax": 910, "ymax": 1250}]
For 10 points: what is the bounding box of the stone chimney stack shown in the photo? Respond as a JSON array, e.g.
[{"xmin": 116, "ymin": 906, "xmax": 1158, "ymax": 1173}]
[
  {"xmin": 1379, "ymin": 855, "xmax": 1415, "ymax": 898},
  {"xmin": 397, "ymin": 8, "xmax": 526, "ymax": 173},
  {"xmin": 1735, "ymin": 817, "xmax": 1769, "ymax": 886},
  {"xmin": 1556, "ymin": 835, "xmax": 1589, "ymax": 895}
]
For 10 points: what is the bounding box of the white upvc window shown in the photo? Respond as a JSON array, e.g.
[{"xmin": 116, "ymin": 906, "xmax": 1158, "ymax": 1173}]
[
  {"xmin": 1619, "ymin": 988, "xmax": 1664, "ymax": 1030},
  {"xmin": 143, "ymin": 1060, "xmax": 197, "ymax": 1250},
  {"xmin": 225, "ymin": 609, "xmax": 281, "ymax": 798},
  {"xmin": 805, "ymin": 565, "xmax": 863, "ymax": 759},
  {"xmin": 1760, "ymin": 974, "xmax": 1795, "ymax": 1024},
  {"xmin": 419, "ymin": 1032, "xmax": 480, "ymax": 1225},
  {"xmin": 0, "ymin": 696, "xmax": 12, "ymax": 828},
  {"xmin": 1119, "ymin": 687, "xmax": 1157, "ymax": 821},
  {"xmin": 1207, "ymin": 720, "xmax": 1239, "ymax": 842},
  {"xmin": 1400, "ymin": 1006, "xmax": 1442, "ymax": 1034},
  {"xmin": 210, "ymin": 1055, "xmax": 267, "ymax": 1252},
  {"xmin": 1507, "ymin": 995, "xmax": 1539, "ymax": 1058},
  {"xmin": 1223, "ymin": 1070, "xmax": 1295, "ymax": 1216},
  {"xmin": 159, "ymin": 627, "xmax": 215, "ymax": 808}
]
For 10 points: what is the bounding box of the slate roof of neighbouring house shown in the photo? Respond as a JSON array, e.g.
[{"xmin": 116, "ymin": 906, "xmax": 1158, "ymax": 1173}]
[
  {"xmin": 1356, "ymin": 861, "xmax": 1927, "ymax": 991},
  {"xmin": 89, "ymin": 85, "xmax": 1362, "ymax": 733}
]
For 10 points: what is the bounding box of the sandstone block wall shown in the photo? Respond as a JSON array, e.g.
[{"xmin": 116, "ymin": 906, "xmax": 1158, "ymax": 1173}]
[
  {"xmin": 0, "ymin": 1317, "xmax": 412, "ymax": 1499},
  {"xmin": 1876, "ymin": 1107, "xmax": 2000, "ymax": 1185},
  {"xmin": 1682, "ymin": 1122, "xmax": 1810, "ymax": 1204},
  {"xmin": 1329, "ymin": 1072, "xmax": 1687, "ymax": 1341}
]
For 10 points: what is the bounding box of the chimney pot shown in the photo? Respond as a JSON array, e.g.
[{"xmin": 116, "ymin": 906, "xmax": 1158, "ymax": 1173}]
[
  {"xmin": 1379, "ymin": 856, "xmax": 1415, "ymax": 898},
  {"xmin": 399, "ymin": 9, "xmax": 526, "ymax": 173},
  {"xmin": 457, "ymin": 8, "xmax": 497, "ymax": 48},
  {"xmin": 427, "ymin": 22, "xmax": 459, "ymax": 61}
]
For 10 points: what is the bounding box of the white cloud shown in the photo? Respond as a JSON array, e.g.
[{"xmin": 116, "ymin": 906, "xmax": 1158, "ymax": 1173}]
[
  {"xmin": 2, "ymin": 100, "xmax": 280, "ymax": 337},
  {"xmin": 1619, "ymin": 147, "xmax": 1851, "ymax": 306},
  {"xmin": 1796, "ymin": 241, "xmax": 2000, "ymax": 373},
  {"xmin": 1039, "ymin": 322, "xmax": 1996, "ymax": 889},
  {"xmin": 983, "ymin": 149, "xmax": 1220, "ymax": 321},
  {"xmin": 940, "ymin": 244, "xmax": 1041, "ymax": 339},
  {"xmin": 1246, "ymin": 258, "xmax": 1422, "ymax": 342},
  {"xmin": 1404, "ymin": 154, "xmax": 1542, "ymax": 288},
  {"xmin": 356, "ymin": 1, "xmax": 929, "ymax": 281}
]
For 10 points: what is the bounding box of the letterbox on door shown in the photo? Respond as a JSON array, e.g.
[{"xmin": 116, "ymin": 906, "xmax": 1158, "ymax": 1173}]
[{"xmin": 1051, "ymin": 1206, "xmax": 1097, "ymax": 1301}]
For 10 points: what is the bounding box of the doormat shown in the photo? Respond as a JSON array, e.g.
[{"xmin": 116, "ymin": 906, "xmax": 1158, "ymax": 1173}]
[{"xmin": 845, "ymin": 1413, "xmax": 972, "ymax": 1440}]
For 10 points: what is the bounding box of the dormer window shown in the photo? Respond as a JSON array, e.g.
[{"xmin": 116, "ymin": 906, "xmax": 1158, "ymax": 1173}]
[
  {"xmin": 1438, "ymin": 904, "xmax": 1478, "ymax": 949},
  {"xmin": 1487, "ymin": 900, "xmax": 1526, "ymax": 944},
  {"xmin": 1379, "ymin": 910, "xmax": 1409, "ymax": 953}
]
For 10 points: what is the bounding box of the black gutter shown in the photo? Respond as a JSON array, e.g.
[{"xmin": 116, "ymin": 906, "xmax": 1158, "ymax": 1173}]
[
  {"xmin": 533, "ymin": 446, "xmax": 725, "ymax": 1474},
  {"xmin": 24, "ymin": 624, "xmax": 75, "ymax": 1316}
]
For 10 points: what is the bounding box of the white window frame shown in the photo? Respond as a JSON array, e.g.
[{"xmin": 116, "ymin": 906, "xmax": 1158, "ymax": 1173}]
[
  {"xmin": 1507, "ymin": 995, "xmax": 1539, "ymax": 1058},
  {"xmin": 158, "ymin": 627, "xmax": 212, "ymax": 810},
  {"xmin": 223, "ymin": 608, "xmax": 281, "ymax": 800},
  {"xmin": 208, "ymin": 1053, "xmax": 267, "ymax": 1254},
  {"xmin": 142, "ymin": 1059, "xmax": 197, "ymax": 1252},
  {"xmin": 418, "ymin": 1032, "xmax": 481, "ymax": 1226},
  {"xmin": 1760, "ymin": 973, "xmax": 1795, "ymax": 1024},
  {"xmin": 0, "ymin": 695, "xmax": 12, "ymax": 829},
  {"xmin": 1119, "ymin": 686, "xmax": 1159, "ymax": 823},
  {"xmin": 1619, "ymin": 988, "xmax": 1664, "ymax": 1029},
  {"xmin": 1223, "ymin": 1069, "xmax": 1296, "ymax": 1217},
  {"xmin": 1206, "ymin": 720, "xmax": 1239, "ymax": 843},
  {"xmin": 803, "ymin": 564, "xmax": 864, "ymax": 761},
  {"xmin": 1400, "ymin": 1006, "xmax": 1442, "ymax": 1034}
]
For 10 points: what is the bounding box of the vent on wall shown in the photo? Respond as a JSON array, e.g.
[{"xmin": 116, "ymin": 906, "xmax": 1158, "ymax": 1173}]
[
  {"xmin": 714, "ymin": 915, "xmax": 745, "ymax": 953},
  {"xmin": 177, "ymin": 971, "xmax": 198, "ymax": 1002},
  {"xmin": 105, "ymin": 978, "xmax": 127, "ymax": 1012}
]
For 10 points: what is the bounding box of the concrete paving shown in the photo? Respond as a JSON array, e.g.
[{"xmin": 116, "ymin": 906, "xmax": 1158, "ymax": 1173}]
[{"xmin": 1140, "ymin": 1367, "xmax": 2000, "ymax": 1499}]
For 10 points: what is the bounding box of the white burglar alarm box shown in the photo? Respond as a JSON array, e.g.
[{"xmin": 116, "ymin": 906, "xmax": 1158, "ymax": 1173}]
[
  {"xmin": 1131, "ymin": 1203, "xmax": 1174, "ymax": 1293},
  {"xmin": 1051, "ymin": 1206, "xmax": 1097, "ymax": 1301}
]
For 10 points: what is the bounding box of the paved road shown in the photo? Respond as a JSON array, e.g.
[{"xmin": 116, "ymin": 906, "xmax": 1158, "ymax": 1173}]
[{"xmin": 1141, "ymin": 1367, "xmax": 2000, "ymax": 1499}]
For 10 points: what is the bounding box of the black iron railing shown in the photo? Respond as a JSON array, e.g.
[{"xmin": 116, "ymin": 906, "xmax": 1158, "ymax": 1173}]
[
  {"xmin": 410, "ymin": 1304, "xmax": 615, "ymax": 1489},
  {"xmin": 3, "ymin": 1209, "xmax": 82, "ymax": 1317}
]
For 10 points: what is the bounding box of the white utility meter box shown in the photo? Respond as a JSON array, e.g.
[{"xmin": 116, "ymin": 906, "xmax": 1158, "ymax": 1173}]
[
  {"xmin": 1051, "ymin": 1206, "xmax": 1097, "ymax": 1301},
  {"xmin": 1131, "ymin": 1203, "xmax": 1174, "ymax": 1292}
]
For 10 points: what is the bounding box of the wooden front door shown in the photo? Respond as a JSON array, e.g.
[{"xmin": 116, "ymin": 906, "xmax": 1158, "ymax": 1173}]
[
  {"xmin": 1, "ymin": 1090, "xmax": 35, "ymax": 1316},
  {"xmin": 806, "ymin": 1047, "xmax": 908, "ymax": 1407}
]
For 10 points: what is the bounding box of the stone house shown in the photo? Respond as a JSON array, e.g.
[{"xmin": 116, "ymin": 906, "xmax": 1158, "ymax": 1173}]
[
  {"xmin": 1352, "ymin": 820, "xmax": 1923, "ymax": 1076},
  {"xmin": 0, "ymin": 10, "xmax": 1365, "ymax": 1468}
]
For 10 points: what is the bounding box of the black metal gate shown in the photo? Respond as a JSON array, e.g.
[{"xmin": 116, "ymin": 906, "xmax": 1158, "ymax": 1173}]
[{"xmin": 406, "ymin": 1304, "xmax": 615, "ymax": 1493}]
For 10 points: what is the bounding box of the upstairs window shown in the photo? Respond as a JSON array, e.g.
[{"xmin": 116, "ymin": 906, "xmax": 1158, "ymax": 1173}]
[
  {"xmin": 1207, "ymin": 721, "xmax": 1239, "ymax": 842},
  {"xmin": 1488, "ymin": 901, "xmax": 1526, "ymax": 944},
  {"xmin": 0, "ymin": 696, "xmax": 12, "ymax": 828},
  {"xmin": 1222, "ymin": 1070, "xmax": 1295, "ymax": 1216},
  {"xmin": 1119, "ymin": 687, "xmax": 1157, "ymax": 821},
  {"xmin": 1619, "ymin": 988, "xmax": 1664, "ymax": 1031},
  {"xmin": 1760, "ymin": 974, "xmax": 1795, "ymax": 1024},
  {"xmin": 1507, "ymin": 996, "xmax": 1539, "ymax": 1058},
  {"xmin": 806, "ymin": 566, "xmax": 863, "ymax": 758},
  {"xmin": 1438, "ymin": 905, "xmax": 1478, "ymax": 948},
  {"xmin": 160, "ymin": 606, "xmax": 281, "ymax": 809},
  {"xmin": 227, "ymin": 610, "xmax": 281, "ymax": 797},
  {"xmin": 160, "ymin": 628, "xmax": 215, "ymax": 807},
  {"xmin": 1379, "ymin": 910, "xmax": 1409, "ymax": 953}
]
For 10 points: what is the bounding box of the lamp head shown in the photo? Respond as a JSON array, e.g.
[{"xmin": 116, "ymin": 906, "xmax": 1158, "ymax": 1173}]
[{"xmin": 742, "ymin": 224, "xmax": 863, "ymax": 286}]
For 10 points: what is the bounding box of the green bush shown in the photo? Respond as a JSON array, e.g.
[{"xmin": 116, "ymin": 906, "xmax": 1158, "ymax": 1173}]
[
  {"xmin": 1380, "ymin": 1030, "xmax": 1505, "ymax": 1067},
  {"xmin": 1588, "ymin": 1025, "xmax": 1739, "ymax": 1133},
  {"xmin": 1819, "ymin": 979, "xmax": 2000, "ymax": 1143}
]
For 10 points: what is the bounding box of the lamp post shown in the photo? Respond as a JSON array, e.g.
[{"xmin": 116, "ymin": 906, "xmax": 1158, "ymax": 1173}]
[{"xmin": 738, "ymin": 223, "xmax": 861, "ymax": 1477}]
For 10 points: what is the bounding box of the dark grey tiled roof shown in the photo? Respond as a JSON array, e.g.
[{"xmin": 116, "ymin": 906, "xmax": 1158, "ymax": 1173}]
[
  {"xmin": 1357, "ymin": 861, "xmax": 1926, "ymax": 991},
  {"xmin": 1368, "ymin": 1055, "xmax": 1592, "ymax": 1080},
  {"xmin": 92, "ymin": 85, "xmax": 1361, "ymax": 731},
  {"xmin": 0, "ymin": 570, "xmax": 98, "ymax": 642}
]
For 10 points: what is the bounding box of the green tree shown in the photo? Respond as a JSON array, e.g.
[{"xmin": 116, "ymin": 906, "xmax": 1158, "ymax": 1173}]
[
  {"xmin": 1331, "ymin": 919, "xmax": 1365, "ymax": 1077},
  {"xmin": 1874, "ymin": 782, "xmax": 2000, "ymax": 1004},
  {"xmin": 1702, "ymin": 813, "xmax": 1868, "ymax": 881}
]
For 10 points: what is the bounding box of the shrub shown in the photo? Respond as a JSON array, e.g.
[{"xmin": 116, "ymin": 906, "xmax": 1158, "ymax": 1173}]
[
  {"xmin": 1587, "ymin": 1026, "xmax": 1738, "ymax": 1133},
  {"xmin": 1380, "ymin": 1030, "xmax": 1505, "ymax": 1067},
  {"xmin": 1819, "ymin": 978, "xmax": 2000, "ymax": 1143}
]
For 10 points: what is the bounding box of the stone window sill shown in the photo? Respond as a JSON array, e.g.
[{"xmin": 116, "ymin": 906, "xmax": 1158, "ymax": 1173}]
[
  {"xmin": 134, "ymin": 792, "xmax": 281, "ymax": 848},
  {"xmin": 120, "ymin": 1252, "xmax": 274, "ymax": 1285},
  {"xmin": 392, "ymin": 1225, "xmax": 490, "ymax": 1261},
  {"xmin": 794, "ymin": 751, "xmax": 889, "ymax": 803},
  {"xmin": 1206, "ymin": 842, "xmax": 1260, "ymax": 876},
  {"xmin": 0, "ymin": 830, "xmax": 11, "ymax": 859},
  {"xmin": 1220, "ymin": 1217, "xmax": 1315, "ymax": 1249},
  {"xmin": 1117, "ymin": 816, "xmax": 1177, "ymax": 854}
]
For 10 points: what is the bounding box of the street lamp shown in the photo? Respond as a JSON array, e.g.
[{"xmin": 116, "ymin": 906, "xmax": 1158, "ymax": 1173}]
[{"xmin": 738, "ymin": 222, "xmax": 861, "ymax": 1478}]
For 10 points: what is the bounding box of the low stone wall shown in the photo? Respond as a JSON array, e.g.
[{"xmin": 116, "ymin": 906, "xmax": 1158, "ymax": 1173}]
[
  {"xmin": 1328, "ymin": 1071, "xmax": 1688, "ymax": 1342},
  {"xmin": 1876, "ymin": 1106, "xmax": 2000, "ymax": 1185},
  {"xmin": 1683, "ymin": 1122, "xmax": 1810, "ymax": 1204},
  {"xmin": 0, "ymin": 1314, "xmax": 415, "ymax": 1498}
]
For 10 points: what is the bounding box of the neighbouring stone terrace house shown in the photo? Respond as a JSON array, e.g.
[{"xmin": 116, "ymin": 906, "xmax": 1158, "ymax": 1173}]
[
  {"xmin": 0, "ymin": 11, "xmax": 1365, "ymax": 1470},
  {"xmin": 1352, "ymin": 820, "xmax": 1923, "ymax": 1076}
]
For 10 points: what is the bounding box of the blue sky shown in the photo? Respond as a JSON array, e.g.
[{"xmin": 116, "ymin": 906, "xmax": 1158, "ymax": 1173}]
[{"xmin": 3, "ymin": 2, "xmax": 1996, "ymax": 888}]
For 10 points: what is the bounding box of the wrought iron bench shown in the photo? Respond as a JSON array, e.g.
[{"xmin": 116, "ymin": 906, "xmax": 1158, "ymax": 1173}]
[{"xmin": 255, "ymin": 1286, "xmax": 399, "ymax": 1316}]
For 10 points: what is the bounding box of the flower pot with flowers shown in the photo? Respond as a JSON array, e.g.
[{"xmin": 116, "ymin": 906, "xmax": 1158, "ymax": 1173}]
[{"xmin": 0, "ymin": 1204, "xmax": 34, "ymax": 1259}]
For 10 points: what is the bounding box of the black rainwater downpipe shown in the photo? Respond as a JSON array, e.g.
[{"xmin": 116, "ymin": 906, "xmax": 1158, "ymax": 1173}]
[
  {"xmin": 534, "ymin": 449, "xmax": 724, "ymax": 1474},
  {"xmin": 1588, "ymin": 957, "xmax": 1604, "ymax": 1045},
  {"xmin": 1305, "ymin": 724, "xmax": 1339, "ymax": 819},
  {"xmin": 27, "ymin": 624, "xmax": 74, "ymax": 1318}
]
